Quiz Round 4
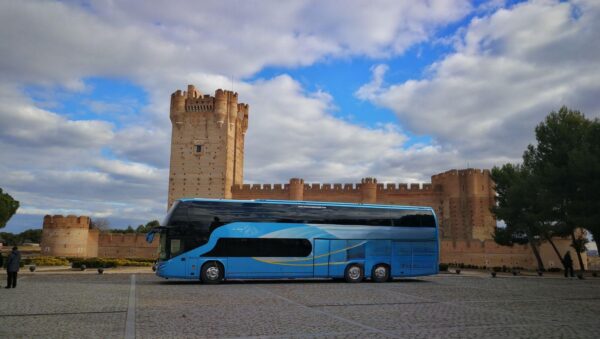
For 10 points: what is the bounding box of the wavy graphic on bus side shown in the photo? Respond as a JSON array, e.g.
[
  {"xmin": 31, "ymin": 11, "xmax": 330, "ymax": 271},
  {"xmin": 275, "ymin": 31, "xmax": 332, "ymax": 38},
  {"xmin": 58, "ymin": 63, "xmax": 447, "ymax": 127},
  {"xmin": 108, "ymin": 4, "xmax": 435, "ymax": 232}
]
[{"xmin": 252, "ymin": 240, "xmax": 367, "ymax": 266}]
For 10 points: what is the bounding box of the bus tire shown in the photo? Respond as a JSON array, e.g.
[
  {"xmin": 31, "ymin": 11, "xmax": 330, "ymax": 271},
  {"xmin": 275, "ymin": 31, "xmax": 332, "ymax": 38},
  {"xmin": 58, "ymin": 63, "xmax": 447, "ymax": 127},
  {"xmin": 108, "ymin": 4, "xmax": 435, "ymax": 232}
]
[
  {"xmin": 201, "ymin": 261, "xmax": 224, "ymax": 284},
  {"xmin": 371, "ymin": 264, "xmax": 389, "ymax": 283},
  {"xmin": 344, "ymin": 264, "xmax": 363, "ymax": 283}
]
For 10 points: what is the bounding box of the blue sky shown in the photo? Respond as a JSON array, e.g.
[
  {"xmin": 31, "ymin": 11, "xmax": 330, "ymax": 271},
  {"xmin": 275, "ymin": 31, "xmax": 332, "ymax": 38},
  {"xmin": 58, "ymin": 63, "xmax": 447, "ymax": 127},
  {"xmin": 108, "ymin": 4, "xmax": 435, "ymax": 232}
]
[{"xmin": 1, "ymin": 0, "xmax": 599, "ymax": 233}]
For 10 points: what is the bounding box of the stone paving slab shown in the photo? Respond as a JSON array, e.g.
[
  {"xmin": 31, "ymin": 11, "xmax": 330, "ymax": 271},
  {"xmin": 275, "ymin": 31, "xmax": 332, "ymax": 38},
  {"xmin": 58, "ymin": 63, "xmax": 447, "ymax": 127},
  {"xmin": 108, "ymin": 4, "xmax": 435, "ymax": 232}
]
[{"xmin": 0, "ymin": 272, "xmax": 598, "ymax": 338}]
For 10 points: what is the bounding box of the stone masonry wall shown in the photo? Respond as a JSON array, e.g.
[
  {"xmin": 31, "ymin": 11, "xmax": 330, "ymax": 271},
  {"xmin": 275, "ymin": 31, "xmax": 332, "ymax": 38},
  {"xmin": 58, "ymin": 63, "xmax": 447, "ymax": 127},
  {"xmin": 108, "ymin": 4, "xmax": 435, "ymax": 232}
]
[
  {"xmin": 40, "ymin": 214, "xmax": 158, "ymax": 259},
  {"xmin": 97, "ymin": 233, "xmax": 158, "ymax": 259}
]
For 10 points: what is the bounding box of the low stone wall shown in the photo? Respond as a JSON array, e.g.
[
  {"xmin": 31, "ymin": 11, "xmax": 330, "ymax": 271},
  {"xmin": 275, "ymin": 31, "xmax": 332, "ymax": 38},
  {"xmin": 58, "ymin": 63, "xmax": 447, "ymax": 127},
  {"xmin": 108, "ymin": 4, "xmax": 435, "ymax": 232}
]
[{"xmin": 441, "ymin": 238, "xmax": 587, "ymax": 270}]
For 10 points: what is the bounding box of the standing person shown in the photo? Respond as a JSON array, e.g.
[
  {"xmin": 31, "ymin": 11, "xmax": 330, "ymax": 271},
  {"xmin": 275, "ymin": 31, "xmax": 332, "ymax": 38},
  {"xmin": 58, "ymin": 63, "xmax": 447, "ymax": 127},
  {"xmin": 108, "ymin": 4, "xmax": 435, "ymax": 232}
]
[
  {"xmin": 563, "ymin": 251, "xmax": 574, "ymax": 278},
  {"xmin": 0, "ymin": 251, "xmax": 4, "ymax": 269},
  {"xmin": 5, "ymin": 246, "xmax": 21, "ymax": 289}
]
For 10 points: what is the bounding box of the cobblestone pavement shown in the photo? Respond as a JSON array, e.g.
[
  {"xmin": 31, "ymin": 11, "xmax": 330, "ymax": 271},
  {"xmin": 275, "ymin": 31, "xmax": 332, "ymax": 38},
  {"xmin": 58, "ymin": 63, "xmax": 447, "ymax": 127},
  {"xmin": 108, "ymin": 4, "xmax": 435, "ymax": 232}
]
[{"xmin": 0, "ymin": 272, "xmax": 599, "ymax": 338}]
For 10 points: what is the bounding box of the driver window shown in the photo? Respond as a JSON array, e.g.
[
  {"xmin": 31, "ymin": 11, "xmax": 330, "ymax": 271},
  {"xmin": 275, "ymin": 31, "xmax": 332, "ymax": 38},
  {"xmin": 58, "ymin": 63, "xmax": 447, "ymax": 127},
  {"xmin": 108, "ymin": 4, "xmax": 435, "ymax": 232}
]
[{"xmin": 171, "ymin": 239, "xmax": 182, "ymax": 256}]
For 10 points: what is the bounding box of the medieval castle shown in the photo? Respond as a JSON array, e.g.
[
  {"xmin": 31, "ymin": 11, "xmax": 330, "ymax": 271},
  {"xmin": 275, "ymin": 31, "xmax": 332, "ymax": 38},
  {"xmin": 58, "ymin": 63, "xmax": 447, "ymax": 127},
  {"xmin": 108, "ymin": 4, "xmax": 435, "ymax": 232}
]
[{"xmin": 41, "ymin": 85, "xmax": 584, "ymax": 269}]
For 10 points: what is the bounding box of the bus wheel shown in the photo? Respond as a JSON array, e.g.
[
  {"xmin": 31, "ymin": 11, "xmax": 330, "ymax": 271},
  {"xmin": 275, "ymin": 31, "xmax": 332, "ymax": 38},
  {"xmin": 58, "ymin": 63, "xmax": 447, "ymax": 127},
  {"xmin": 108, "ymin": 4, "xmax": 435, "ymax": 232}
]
[
  {"xmin": 201, "ymin": 261, "xmax": 224, "ymax": 284},
  {"xmin": 344, "ymin": 264, "xmax": 363, "ymax": 283},
  {"xmin": 371, "ymin": 264, "xmax": 389, "ymax": 283}
]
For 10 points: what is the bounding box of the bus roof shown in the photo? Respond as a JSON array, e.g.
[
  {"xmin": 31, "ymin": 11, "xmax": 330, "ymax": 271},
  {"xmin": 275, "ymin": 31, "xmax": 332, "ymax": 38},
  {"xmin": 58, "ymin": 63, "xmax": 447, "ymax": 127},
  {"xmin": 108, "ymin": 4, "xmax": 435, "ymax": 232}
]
[{"xmin": 178, "ymin": 198, "xmax": 434, "ymax": 212}]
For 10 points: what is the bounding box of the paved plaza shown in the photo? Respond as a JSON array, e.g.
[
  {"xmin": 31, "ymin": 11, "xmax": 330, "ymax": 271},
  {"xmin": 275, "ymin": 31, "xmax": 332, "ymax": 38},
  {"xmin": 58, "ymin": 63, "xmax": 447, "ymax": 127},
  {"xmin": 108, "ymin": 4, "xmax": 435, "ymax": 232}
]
[{"xmin": 0, "ymin": 271, "xmax": 599, "ymax": 338}]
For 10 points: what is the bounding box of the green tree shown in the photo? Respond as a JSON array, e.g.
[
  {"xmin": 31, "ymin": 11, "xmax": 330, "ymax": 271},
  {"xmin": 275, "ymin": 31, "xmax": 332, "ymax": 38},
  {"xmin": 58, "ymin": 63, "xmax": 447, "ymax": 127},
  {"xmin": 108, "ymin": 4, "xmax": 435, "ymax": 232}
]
[
  {"xmin": 490, "ymin": 164, "xmax": 546, "ymax": 271},
  {"xmin": 569, "ymin": 118, "xmax": 600, "ymax": 252},
  {"xmin": 524, "ymin": 107, "xmax": 593, "ymax": 271},
  {"xmin": 135, "ymin": 220, "xmax": 160, "ymax": 233},
  {"xmin": 0, "ymin": 188, "xmax": 20, "ymax": 229},
  {"xmin": 19, "ymin": 229, "xmax": 43, "ymax": 244}
]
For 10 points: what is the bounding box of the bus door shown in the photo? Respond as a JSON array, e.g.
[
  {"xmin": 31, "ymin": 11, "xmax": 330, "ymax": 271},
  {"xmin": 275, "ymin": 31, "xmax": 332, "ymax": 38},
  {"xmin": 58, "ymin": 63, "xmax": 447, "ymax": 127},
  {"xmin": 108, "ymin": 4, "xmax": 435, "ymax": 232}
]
[
  {"xmin": 392, "ymin": 241, "xmax": 412, "ymax": 276},
  {"xmin": 313, "ymin": 239, "xmax": 330, "ymax": 277}
]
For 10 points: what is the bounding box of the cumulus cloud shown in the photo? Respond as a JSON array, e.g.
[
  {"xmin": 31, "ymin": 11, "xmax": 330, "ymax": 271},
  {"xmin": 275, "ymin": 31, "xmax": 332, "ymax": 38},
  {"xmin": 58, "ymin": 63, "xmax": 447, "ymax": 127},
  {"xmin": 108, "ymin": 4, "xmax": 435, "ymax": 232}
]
[{"xmin": 361, "ymin": 0, "xmax": 600, "ymax": 164}]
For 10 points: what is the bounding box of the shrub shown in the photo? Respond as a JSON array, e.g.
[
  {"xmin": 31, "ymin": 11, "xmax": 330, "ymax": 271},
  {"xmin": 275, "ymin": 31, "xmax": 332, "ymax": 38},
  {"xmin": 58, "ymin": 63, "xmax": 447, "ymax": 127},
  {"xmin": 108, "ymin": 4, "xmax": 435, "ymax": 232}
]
[
  {"xmin": 439, "ymin": 263, "xmax": 449, "ymax": 271},
  {"xmin": 28, "ymin": 256, "xmax": 70, "ymax": 266},
  {"xmin": 70, "ymin": 257, "xmax": 154, "ymax": 268}
]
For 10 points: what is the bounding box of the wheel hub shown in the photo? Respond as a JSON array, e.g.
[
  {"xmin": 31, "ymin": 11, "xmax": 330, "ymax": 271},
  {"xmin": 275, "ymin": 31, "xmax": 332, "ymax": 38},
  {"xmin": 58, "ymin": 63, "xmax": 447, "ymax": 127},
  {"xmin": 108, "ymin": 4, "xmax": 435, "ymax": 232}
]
[
  {"xmin": 206, "ymin": 266, "xmax": 220, "ymax": 280},
  {"xmin": 348, "ymin": 266, "xmax": 361, "ymax": 280},
  {"xmin": 374, "ymin": 266, "xmax": 387, "ymax": 279}
]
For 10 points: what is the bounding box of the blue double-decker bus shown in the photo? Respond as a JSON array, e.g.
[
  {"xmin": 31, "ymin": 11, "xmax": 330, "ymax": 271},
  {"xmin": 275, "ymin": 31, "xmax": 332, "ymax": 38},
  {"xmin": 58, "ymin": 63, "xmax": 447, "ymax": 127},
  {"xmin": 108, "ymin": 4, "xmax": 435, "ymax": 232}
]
[{"xmin": 148, "ymin": 198, "xmax": 439, "ymax": 283}]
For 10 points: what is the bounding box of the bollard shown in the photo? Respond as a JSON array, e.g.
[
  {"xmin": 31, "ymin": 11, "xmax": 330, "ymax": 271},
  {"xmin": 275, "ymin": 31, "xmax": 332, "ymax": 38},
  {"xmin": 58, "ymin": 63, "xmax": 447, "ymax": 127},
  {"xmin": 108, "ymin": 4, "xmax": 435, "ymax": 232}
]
[
  {"xmin": 491, "ymin": 271, "xmax": 497, "ymax": 278},
  {"xmin": 80, "ymin": 264, "xmax": 86, "ymax": 271},
  {"xmin": 98, "ymin": 268, "xmax": 104, "ymax": 274},
  {"xmin": 29, "ymin": 265, "xmax": 36, "ymax": 272}
]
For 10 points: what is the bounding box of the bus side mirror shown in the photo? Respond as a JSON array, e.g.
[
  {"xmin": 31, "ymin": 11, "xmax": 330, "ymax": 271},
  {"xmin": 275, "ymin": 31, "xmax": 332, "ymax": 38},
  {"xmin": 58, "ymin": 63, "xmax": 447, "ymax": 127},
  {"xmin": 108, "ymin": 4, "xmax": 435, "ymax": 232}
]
[{"xmin": 146, "ymin": 232, "xmax": 155, "ymax": 244}]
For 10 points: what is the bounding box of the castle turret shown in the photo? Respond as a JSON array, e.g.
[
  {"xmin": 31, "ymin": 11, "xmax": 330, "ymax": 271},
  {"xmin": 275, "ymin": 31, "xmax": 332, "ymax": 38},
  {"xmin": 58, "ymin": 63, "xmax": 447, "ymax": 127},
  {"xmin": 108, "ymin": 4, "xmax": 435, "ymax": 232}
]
[
  {"xmin": 289, "ymin": 178, "xmax": 304, "ymax": 200},
  {"xmin": 214, "ymin": 89, "xmax": 227, "ymax": 127},
  {"xmin": 168, "ymin": 86, "xmax": 249, "ymax": 208},
  {"xmin": 431, "ymin": 169, "xmax": 495, "ymax": 241},
  {"xmin": 40, "ymin": 215, "xmax": 98, "ymax": 257},
  {"xmin": 360, "ymin": 177, "xmax": 377, "ymax": 203}
]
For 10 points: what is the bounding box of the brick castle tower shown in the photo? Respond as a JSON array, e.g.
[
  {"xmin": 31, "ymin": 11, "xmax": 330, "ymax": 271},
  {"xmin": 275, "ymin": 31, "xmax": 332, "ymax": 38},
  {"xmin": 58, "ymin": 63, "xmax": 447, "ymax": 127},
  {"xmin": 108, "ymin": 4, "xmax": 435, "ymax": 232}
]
[{"xmin": 168, "ymin": 85, "xmax": 249, "ymax": 208}]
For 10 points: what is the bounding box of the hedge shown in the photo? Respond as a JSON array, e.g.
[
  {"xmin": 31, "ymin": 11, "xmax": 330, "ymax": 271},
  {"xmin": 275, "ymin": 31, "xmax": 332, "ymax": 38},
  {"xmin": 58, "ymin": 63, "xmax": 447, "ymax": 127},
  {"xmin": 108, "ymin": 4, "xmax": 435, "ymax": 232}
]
[{"xmin": 70, "ymin": 257, "xmax": 154, "ymax": 269}]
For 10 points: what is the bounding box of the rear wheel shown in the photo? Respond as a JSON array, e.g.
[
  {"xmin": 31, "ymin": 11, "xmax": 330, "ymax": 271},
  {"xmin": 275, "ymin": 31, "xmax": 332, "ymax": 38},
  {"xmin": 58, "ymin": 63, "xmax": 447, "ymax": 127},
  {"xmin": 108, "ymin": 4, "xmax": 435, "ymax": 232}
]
[
  {"xmin": 201, "ymin": 261, "xmax": 224, "ymax": 284},
  {"xmin": 344, "ymin": 264, "xmax": 364, "ymax": 283},
  {"xmin": 371, "ymin": 264, "xmax": 389, "ymax": 283}
]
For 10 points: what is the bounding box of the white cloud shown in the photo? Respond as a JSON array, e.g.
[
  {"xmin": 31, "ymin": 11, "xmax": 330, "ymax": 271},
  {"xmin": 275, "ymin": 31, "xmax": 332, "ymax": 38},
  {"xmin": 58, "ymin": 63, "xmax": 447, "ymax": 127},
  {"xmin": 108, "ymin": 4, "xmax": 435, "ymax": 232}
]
[
  {"xmin": 355, "ymin": 64, "xmax": 389, "ymax": 101},
  {"xmin": 361, "ymin": 0, "xmax": 600, "ymax": 164}
]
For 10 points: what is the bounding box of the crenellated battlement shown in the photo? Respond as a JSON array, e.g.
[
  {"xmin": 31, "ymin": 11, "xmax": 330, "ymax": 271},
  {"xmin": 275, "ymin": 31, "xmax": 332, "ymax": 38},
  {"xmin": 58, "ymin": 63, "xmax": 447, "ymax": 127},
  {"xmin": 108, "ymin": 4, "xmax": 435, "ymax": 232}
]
[
  {"xmin": 376, "ymin": 182, "xmax": 439, "ymax": 193},
  {"xmin": 431, "ymin": 168, "xmax": 491, "ymax": 180},
  {"xmin": 361, "ymin": 177, "xmax": 377, "ymax": 184},
  {"xmin": 305, "ymin": 183, "xmax": 361, "ymax": 193},
  {"xmin": 170, "ymin": 86, "xmax": 248, "ymax": 122},
  {"xmin": 232, "ymin": 183, "xmax": 289, "ymax": 192},
  {"xmin": 43, "ymin": 215, "xmax": 90, "ymax": 229},
  {"xmin": 232, "ymin": 178, "xmax": 441, "ymax": 196}
]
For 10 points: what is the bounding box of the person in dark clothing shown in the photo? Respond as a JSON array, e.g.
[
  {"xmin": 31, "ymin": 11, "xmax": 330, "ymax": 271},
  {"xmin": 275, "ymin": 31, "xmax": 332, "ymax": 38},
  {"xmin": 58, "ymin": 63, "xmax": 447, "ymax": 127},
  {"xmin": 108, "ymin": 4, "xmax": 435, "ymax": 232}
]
[
  {"xmin": 0, "ymin": 251, "xmax": 4, "ymax": 268},
  {"xmin": 563, "ymin": 251, "xmax": 574, "ymax": 278},
  {"xmin": 5, "ymin": 246, "xmax": 21, "ymax": 288}
]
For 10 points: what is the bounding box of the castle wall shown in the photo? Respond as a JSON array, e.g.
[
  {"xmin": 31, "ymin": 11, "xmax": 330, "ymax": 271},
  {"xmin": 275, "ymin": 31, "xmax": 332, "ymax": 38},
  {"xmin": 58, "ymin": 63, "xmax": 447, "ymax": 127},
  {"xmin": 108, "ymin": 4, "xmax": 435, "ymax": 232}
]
[
  {"xmin": 232, "ymin": 170, "xmax": 495, "ymax": 244},
  {"xmin": 40, "ymin": 214, "xmax": 158, "ymax": 259},
  {"xmin": 86, "ymin": 228, "xmax": 99, "ymax": 257},
  {"xmin": 97, "ymin": 233, "xmax": 159, "ymax": 259},
  {"xmin": 441, "ymin": 238, "xmax": 587, "ymax": 270}
]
